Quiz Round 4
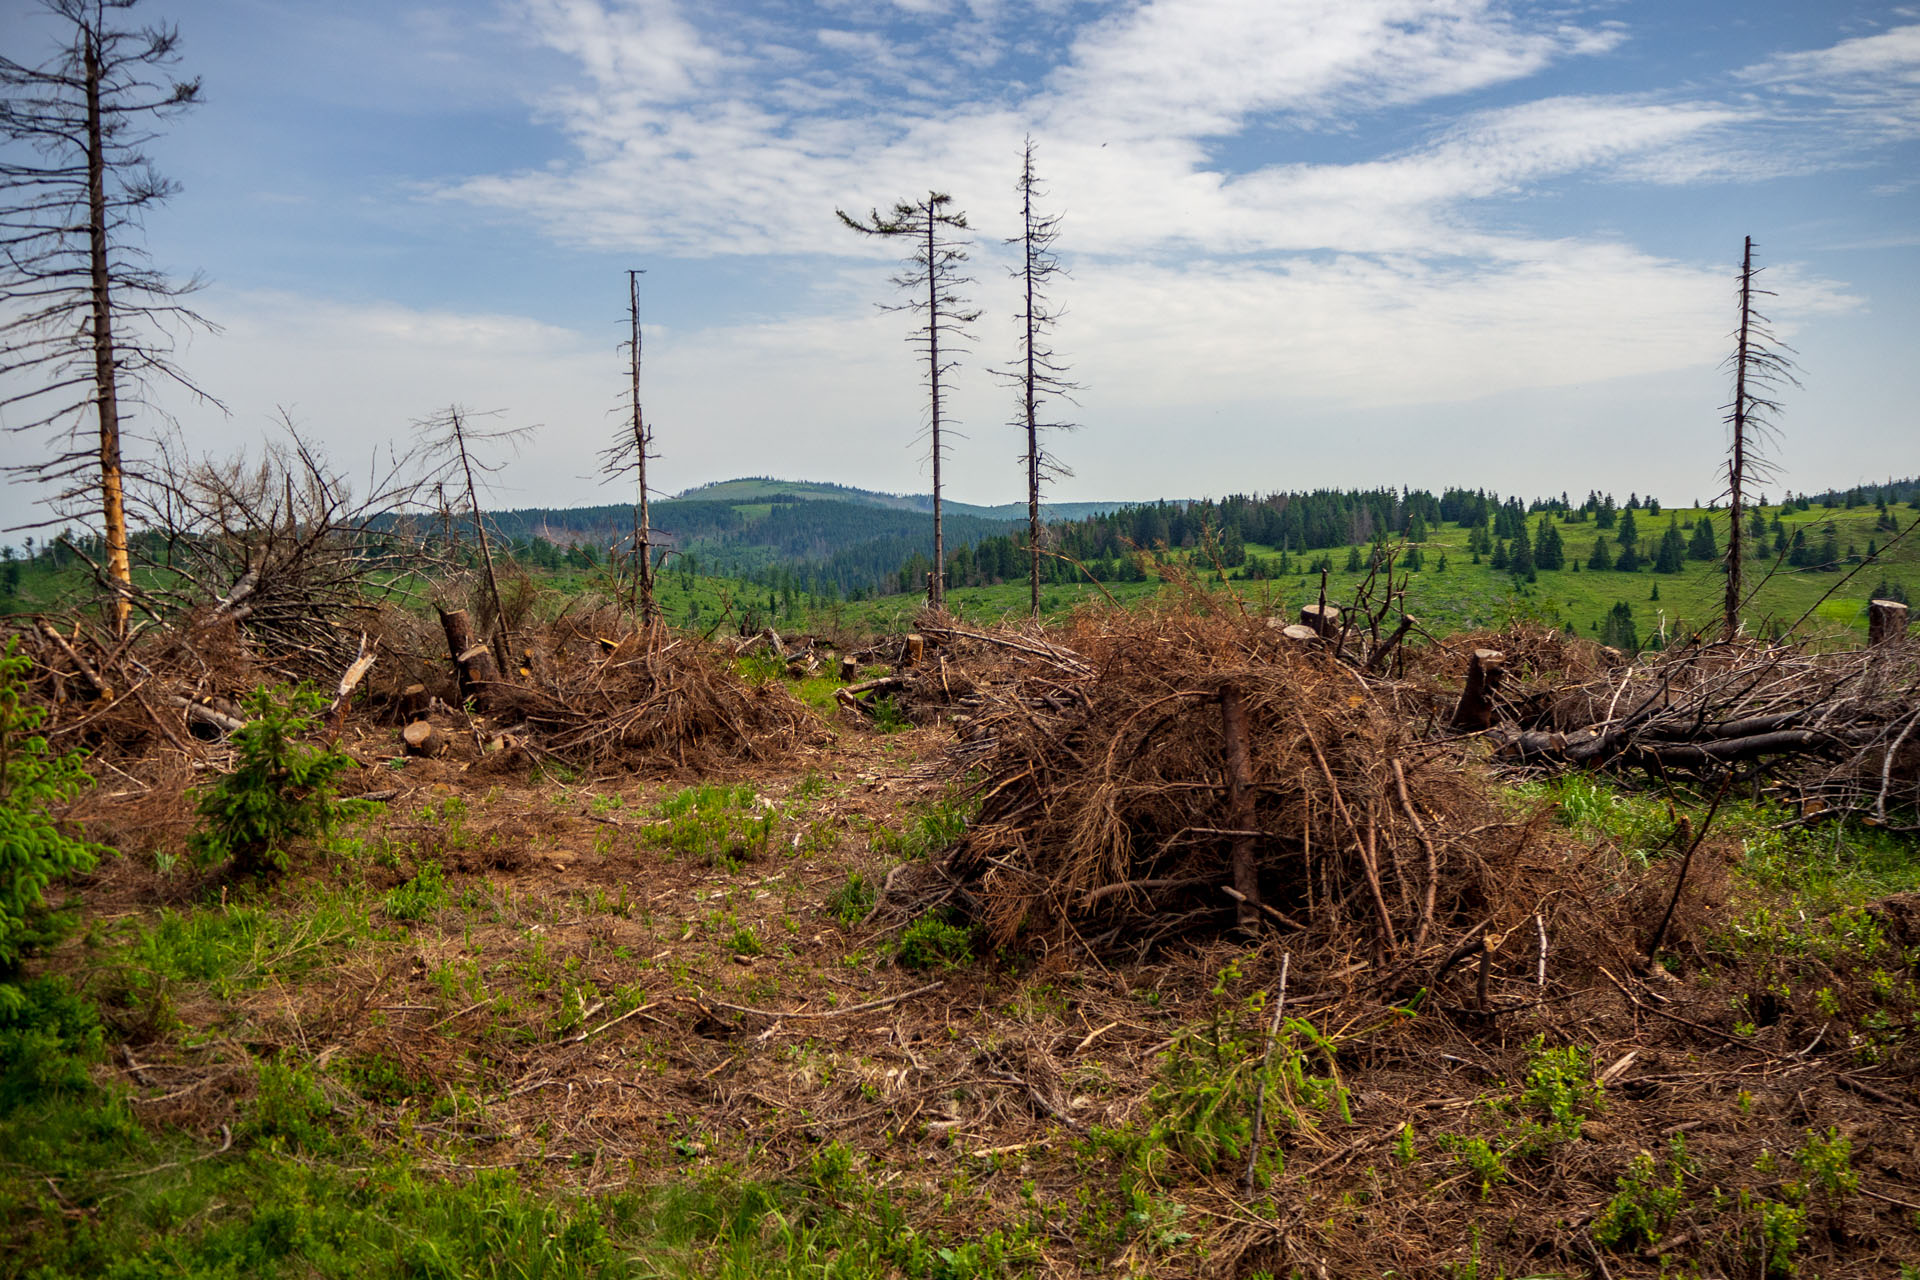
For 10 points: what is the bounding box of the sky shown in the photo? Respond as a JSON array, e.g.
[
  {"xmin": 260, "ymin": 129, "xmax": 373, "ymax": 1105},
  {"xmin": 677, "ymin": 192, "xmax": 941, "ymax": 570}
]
[{"xmin": 3, "ymin": 0, "xmax": 1918, "ymax": 533}]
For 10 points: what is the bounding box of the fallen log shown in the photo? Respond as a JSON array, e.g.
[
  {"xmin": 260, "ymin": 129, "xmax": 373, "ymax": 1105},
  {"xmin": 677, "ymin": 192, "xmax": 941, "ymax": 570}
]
[
  {"xmin": 166, "ymin": 694, "xmax": 246, "ymax": 736},
  {"xmin": 1498, "ymin": 725, "xmax": 1871, "ymax": 768}
]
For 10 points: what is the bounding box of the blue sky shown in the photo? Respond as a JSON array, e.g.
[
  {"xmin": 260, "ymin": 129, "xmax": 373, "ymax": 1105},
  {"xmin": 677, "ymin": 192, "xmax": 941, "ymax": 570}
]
[{"xmin": 4, "ymin": 0, "xmax": 1917, "ymax": 529}]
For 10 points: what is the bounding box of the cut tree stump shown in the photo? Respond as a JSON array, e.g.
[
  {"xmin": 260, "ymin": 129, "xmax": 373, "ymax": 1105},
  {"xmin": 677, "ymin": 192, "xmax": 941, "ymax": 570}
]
[
  {"xmin": 839, "ymin": 655, "xmax": 860, "ymax": 683},
  {"xmin": 402, "ymin": 721, "xmax": 448, "ymax": 757},
  {"xmin": 1870, "ymin": 599, "xmax": 1911, "ymax": 646},
  {"xmin": 399, "ymin": 684, "xmax": 430, "ymax": 720},
  {"xmin": 904, "ymin": 634, "xmax": 926, "ymax": 668},
  {"xmin": 437, "ymin": 606, "xmax": 502, "ymax": 706},
  {"xmin": 1299, "ymin": 604, "xmax": 1341, "ymax": 638},
  {"xmin": 1450, "ymin": 649, "xmax": 1507, "ymax": 731}
]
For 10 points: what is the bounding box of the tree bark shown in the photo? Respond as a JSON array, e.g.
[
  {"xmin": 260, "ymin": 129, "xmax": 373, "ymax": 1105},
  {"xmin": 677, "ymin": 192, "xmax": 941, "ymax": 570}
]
[
  {"xmin": 84, "ymin": 32, "xmax": 132, "ymax": 636},
  {"xmin": 1870, "ymin": 599, "xmax": 1910, "ymax": 646},
  {"xmin": 1219, "ymin": 685, "xmax": 1262, "ymax": 934},
  {"xmin": 926, "ymin": 202, "xmax": 945, "ymax": 611},
  {"xmin": 402, "ymin": 720, "xmax": 447, "ymax": 757},
  {"xmin": 437, "ymin": 606, "xmax": 501, "ymax": 706},
  {"xmin": 1450, "ymin": 649, "xmax": 1507, "ymax": 730},
  {"xmin": 1299, "ymin": 603, "xmax": 1340, "ymax": 638}
]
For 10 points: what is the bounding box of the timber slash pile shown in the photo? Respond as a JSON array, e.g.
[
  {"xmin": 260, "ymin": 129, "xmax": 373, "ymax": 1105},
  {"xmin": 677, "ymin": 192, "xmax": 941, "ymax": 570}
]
[{"xmin": 7, "ymin": 588, "xmax": 1920, "ymax": 1278}]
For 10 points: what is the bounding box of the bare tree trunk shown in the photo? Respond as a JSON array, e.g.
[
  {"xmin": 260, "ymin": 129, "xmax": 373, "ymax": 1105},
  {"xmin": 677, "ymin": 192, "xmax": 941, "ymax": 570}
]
[
  {"xmin": 84, "ymin": 32, "xmax": 131, "ymax": 636},
  {"xmin": 449, "ymin": 408, "xmax": 511, "ymax": 668},
  {"xmin": 1724, "ymin": 235, "xmax": 1752, "ymax": 642},
  {"xmin": 1021, "ymin": 156, "xmax": 1041, "ymax": 620},
  {"xmin": 925, "ymin": 204, "xmax": 945, "ymax": 611},
  {"xmin": 628, "ymin": 270, "xmax": 657, "ymax": 628},
  {"xmin": 1220, "ymin": 685, "xmax": 1262, "ymax": 934}
]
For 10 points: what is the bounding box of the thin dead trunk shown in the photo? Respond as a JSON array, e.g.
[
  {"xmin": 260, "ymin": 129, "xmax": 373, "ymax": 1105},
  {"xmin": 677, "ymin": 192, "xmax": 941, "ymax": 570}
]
[
  {"xmin": 628, "ymin": 270, "xmax": 657, "ymax": 628},
  {"xmin": 1220, "ymin": 685, "xmax": 1262, "ymax": 933},
  {"xmin": 926, "ymin": 204, "xmax": 944, "ymax": 610},
  {"xmin": 85, "ymin": 32, "xmax": 131, "ymax": 635},
  {"xmin": 449, "ymin": 408, "xmax": 511, "ymax": 668},
  {"xmin": 1022, "ymin": 165, "xmax": 1041, "ymax": 620},
  {"xmin": 1725, "ymin": 236, "xmax": 1752, "ymax": 642}
]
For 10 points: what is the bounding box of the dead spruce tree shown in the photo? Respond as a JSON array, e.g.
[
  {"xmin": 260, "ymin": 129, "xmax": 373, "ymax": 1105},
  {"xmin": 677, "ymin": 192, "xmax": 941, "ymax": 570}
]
[
  {"xmin": 837, "ymin": 192, "xmax": 979, "ymax": 610},
  {"xmin": 598, "ymin": 268, "xmax": 657, "ymax": 628},
  {"xmin": 417, "ymin": 406, "xmax": 532, "ymax": 669},
  {"xmin": 1001, "ymin": 138, "xmax": 1079, "ymax": 620},
  {"xmin": 1721, "ymin": 235, "xmax": 1797, "ymax": 641},
  {"xmin": 0, "ymin": 0, "xmax": 214, "ymax": 635}
]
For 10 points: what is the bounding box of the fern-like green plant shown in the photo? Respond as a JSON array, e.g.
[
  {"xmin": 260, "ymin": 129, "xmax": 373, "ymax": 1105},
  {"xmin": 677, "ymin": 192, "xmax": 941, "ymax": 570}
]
[
  {"xmin": 0, "ymin": 638, "xmax": 100, "ymax": 1007},
  {"xmin": 191, "ymin": 685, "xmax": 352, "ymax": 878}
]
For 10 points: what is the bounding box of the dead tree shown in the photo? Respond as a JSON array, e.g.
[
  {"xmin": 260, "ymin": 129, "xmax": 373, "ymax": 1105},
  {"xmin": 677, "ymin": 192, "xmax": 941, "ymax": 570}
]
[
  {"xmin": 1721, "ymin": 236, "xmax": 1797, "ymax": 641},
  {"xmin": 0, "ymin": 0, "xmax": 217, "ymax": 635},
  {"xmin": 416, "ymin": 406, "xmax": 531, "ymax": 669},
  {"xmin": 837, "ymin": 192, "xmax": 980, "ymax": 610},
  {"xmin": 128, "ymin": 419, "xmax": 443, "ymax": 676},
  {"xmin": 598, "ymin": 269, "xmax": 658, "ymax": 628},
  {"xmin": 1000, "ymin": 138, "xmax": 1079, "ymax": 620}
]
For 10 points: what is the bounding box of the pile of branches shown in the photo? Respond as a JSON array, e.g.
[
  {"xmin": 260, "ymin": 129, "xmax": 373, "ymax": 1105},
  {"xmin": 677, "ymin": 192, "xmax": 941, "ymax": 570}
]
[
  {"xmin": 935, "ymin": 603, "xmax": 1549, "ymax": 958},
  {"xmin": 469, "ymin": 608, "xmax": 823, "ymax": 769},
  {"xmin": 1469, "ymin": 630, "xmax": 1920, "ymax": 821},
  {"xmin": 121, "ymin": 429, "xmax": 447, "ymax": 680}
]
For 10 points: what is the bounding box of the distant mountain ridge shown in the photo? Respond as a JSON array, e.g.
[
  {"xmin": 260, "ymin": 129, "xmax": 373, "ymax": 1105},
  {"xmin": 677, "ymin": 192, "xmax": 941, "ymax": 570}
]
[
  {"xmin": 480, "ymin": 477, "xmax": 1143, "ymax": 597},
  {"xmin": 670, "ymin": 476, "xmax": 1134, "ymax": 524}
]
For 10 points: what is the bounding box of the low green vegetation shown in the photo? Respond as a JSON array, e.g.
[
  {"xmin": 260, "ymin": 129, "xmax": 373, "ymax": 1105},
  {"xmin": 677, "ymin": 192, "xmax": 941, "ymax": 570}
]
[
  {"xmin": 0, "ymin": 638, "xmax": 99, "ymax": 1003},
  {"xmin": 647, "ymin": 784, "xmax": 776, "ymax": 869},
  {"xmin": 190, "ymin": 685, "xmax": 354, "ymax": 879}
]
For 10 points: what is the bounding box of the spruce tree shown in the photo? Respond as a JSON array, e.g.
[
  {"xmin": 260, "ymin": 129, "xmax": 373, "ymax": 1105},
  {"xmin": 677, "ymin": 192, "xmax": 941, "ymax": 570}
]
[
  {"xmin": 1688, "ymin": 515, "xmax": 1718, "ymax": 560},
  {"xmin": 1600, "ymin": 601, "xmax": 1638, "ymax": 651},
  {"xmin": 1535, "ymin": 516, "xmax": 1565, "ymax": 570},
  {"xmin": 1490, "ymin": 539, "xmax": 1508, "ymax": 571},
  {"xmin": 1616, "ymin": 536, "xmax": 1643, "ymax": 573},
  {"xmin": 1509, "ymin": 522, "xmax": 1535, "ymax": 578},
  {"xmin": 1654, "ymin": 517, "xmax": 1687, "ymax": 573},
  {"xmin": 1616, "ymin": 509, "xmax": 1640, "ymax": 555},
  {"xmin": 1588, "ymin": 536, "xmax": 1613, "ymax": 571}
]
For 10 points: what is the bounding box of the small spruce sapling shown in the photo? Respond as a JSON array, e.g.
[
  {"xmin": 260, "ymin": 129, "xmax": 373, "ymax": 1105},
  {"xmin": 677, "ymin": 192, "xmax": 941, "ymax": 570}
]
[
  {"xmin": 0, "ymin": 639, "xmax": 101, "ymax": 1006},
  {"xmin": 190, "ymin": 685, "xmax": 352, "ymax": 878}
]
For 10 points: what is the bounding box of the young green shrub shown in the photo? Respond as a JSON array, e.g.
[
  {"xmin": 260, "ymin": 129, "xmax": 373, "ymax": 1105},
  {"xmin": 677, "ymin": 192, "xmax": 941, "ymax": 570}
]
[
  {"xmin": 190, "ymin": 685, "xmax": 353, "ymax": 878},
  {"xmin": 383, "ymin": 861, "xmax": 448, "ymax": 922},
  {"xmin": 650, "ymin": 784, "xmax": 775, "ymax": 868},
  {"xmin": 894, "ymin": 914, "xmax": 973, "ymax": 970},
  {"xmin": 1593, "ymin": 1135, "xmax": 1691, "ymax": 1251},
  {"xmin": 0, "ymin": 638, "xmax": 101, "ymax": 1005},
  {"xmin": 825, "ymin": 871, "xmax": 876, "ymax": 927},
  {"xmin": 1520, "ymin": 1035, "xmax": 1602, "ymax": 1140}
]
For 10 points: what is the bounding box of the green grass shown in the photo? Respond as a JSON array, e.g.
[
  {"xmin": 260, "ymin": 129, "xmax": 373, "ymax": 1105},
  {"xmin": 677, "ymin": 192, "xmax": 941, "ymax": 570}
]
[{"xmin": 788, "ymin": 501, "xmax": 1919, "ymax": 643}]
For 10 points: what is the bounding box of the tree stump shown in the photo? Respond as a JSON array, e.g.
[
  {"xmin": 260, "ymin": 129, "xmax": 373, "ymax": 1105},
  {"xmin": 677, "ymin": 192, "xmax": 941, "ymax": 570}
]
[
  {"xmin": 1450, "ymin": 649, "xmax": 1507, "ymax": 731},
  {"xmin": 1869, "ymin": 599, "xmax": 1910, "ymax": 646},
  {"xmin": 399, "ymin": 683, "xmax": 430, "ymax": 720},
  {"xmin": 1299, "ymin": 604, "xmax": 1340, "ymax": 637},
  {"xmin": 903, "ymin": 634, "xmax": 926, "ymax": 668},
  {"xmin": 1279, "ymin": 623, "xmax": 1322, "ymax": 644},
  {"xmin": 839, "ymin": 655, "xmax": 860, "ymax": 683},
  {"xmin": 437, "ymin": 606, "xmax": 502, "ymax": 706},
  {"xmin": 402, "ymin": 721, "xmax": 447, "ymax": 757}
]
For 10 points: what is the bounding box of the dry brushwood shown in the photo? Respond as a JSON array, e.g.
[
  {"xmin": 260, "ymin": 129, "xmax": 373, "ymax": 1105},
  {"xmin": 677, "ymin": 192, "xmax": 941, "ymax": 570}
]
[
  {"xmin": 1475, "ymin": 632, "xmax": 1920, "ymax": 819},
  {"xmin": 458, "ymin": 609, "xmax": 824, "ymax": 769},
  {"xmin": 930, "ymin": 602, "xmax": 1533, "ymax": 963}
]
